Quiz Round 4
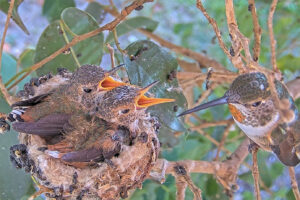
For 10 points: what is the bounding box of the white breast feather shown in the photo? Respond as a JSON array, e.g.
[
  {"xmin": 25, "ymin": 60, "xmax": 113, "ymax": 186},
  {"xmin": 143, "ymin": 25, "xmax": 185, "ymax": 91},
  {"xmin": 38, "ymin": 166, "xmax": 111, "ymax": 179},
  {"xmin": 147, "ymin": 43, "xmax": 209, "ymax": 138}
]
[{"xmin": 234, "ymin": 112, "xmax": 280, "ymax": 138}]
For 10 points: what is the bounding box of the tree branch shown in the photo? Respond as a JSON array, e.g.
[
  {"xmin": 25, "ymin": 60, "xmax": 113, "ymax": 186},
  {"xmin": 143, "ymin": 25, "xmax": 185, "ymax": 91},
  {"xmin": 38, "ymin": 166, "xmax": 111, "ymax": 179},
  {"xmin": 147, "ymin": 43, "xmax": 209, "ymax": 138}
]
[
  {"xmin": 251, "ymin": 145, "xmax": 261, "ymax": 200},
  {"xmin": 224, "ymin": 0, "xmax": 248, "ymax": 71},
  {"xmin": 7, "ymin": 0, "xmax": 154, "ymax": 91},
  {"xmin": 139, "ymin": 29, "xmax": 228, "ymax": 72},
  {"xmin": 0, "ymin": 0, "xmax": 16, "ymax": 105},
  {"xmin": 288, "ymin": 167, "xmax": 300, "ymax": 200},
  {"xmin": 195, "ymin": 0, "xmax": 231, "ymax": 59},
  {"xmin": 248, "ymin": 0, "xmax": 262, "ymax": 61},
  {"xmin": 268, "ymin": 0, "xmax": 279, "ymax": 73},
  {"xmin": 151, "ymin": 139, "xmax": 250, "ymax": 193},
  {"xmin": 99, "ymin": 1, "xmax": 230, "ymax": 73}
]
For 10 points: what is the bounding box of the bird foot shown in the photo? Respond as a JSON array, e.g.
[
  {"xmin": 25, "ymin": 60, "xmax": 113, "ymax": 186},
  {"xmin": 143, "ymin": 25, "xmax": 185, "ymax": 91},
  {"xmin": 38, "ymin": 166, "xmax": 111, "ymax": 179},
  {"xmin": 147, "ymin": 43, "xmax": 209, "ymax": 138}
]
[
  {"xmin": 104, "ymin": 159, "xmax": 116, "ymax": 169},
  {"xmin": 248, "ymin": 140, "xmax": 260, "ymax": 153},
  {"xmin": 16, "ymin": 68, "xmax": 72, "ymax": 99},
  {"xmin": 17, "ymin": 73, "xmax": 53, "ymax": 98},
  {"xmin": 0, "ymin": 115, "xmax": 10, "ymax": 133}
]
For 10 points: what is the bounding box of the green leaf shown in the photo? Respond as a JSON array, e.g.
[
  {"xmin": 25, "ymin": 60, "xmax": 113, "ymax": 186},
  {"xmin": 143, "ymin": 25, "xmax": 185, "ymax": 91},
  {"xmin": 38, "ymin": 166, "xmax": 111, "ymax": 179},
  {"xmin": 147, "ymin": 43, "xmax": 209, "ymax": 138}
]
[
  {"xmin": 0, "ymin": 0, "xmax": 29, "ymax": 34},
  {"xmin": 18, "ymin": 48, "xmax": 35, "ymax": 69},
  {"xmin": 85, "ymin": 2, "xmax": 107, "ymax": 24},
  {"xmin": 34, "ymin": 8, "xmax": 104, "ymax": 76},
  {"xmin": 42, "ymin": 0, "xmax": 75, "ymax": 23},
  {"xmin": 205, "ymin": 175, "xmax": 219, "ymax": 196},
  {"xmin": 1, "ymin": 53, "xmax": 17, "ymax": 83},
  {"xmin": 0, "ymin": 53, "xmax": 35, "ymax": 199},
  {"xmin": 106, "ymin": 16, "xmax": 158, "ymax": 43},
  {"xmin": 2, "ymin": 52, "xmax": 31, "ymax": 90},
  {"xmin": 277, "ymin": 54, "xmax": 300, "ymax": 72},
  {"xmin": 0, "ymin": 129, "xmax": 36, "ymax": 200},
  {"xmin": 124, "ymin": 40, "xmax": 187, "ymax": 140}
]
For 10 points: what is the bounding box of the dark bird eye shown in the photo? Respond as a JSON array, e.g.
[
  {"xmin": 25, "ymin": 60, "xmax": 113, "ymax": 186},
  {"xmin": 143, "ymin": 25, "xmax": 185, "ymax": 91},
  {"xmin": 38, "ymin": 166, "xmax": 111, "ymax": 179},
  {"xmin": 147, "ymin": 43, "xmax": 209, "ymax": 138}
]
[
  {"xmin": 121, "ymin": 109, "xmax": 130, "ymax": 114},
  {"xmin": 252, "ymin": 101, "xmax": 261, "ymax": 107},
  {"xmin": 83, "ymin": 88, "xmax": 92, "ymax": 93}
]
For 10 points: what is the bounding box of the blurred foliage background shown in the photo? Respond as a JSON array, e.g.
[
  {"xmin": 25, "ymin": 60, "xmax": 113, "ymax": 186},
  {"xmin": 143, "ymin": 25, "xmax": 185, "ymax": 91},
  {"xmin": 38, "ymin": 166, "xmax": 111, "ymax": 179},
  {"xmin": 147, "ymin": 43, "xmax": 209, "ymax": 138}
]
[{"xmin": 0, "ymin": 0, "xmax": 299, "ymax": 199}]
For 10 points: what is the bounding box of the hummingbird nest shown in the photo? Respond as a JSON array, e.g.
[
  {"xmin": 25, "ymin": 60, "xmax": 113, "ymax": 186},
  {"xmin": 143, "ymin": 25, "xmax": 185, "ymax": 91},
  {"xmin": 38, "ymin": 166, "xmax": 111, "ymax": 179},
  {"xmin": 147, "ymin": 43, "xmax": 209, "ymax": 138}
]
[{"xmin": 9, "ymin": 66, "xmax": 161, "ymax": 200}]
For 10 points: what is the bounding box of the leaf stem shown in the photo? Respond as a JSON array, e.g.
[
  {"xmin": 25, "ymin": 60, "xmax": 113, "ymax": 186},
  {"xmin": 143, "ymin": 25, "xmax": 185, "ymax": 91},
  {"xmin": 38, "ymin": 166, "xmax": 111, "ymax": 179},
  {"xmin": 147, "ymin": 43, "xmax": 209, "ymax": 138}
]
[
  {"xmin": 7, "ymin": 0, "xmax": 154, "ymax": 91},
  {"xmin": 113, "ymin": 28, "xmax": 127, "ymax": 55},
  {"xmin": 59, "ymin": 20, "xmax": 81, "ymax": 68},
  {"xmin": 5, "ymin": 68, "xmax": 29, "ymax": 87}
]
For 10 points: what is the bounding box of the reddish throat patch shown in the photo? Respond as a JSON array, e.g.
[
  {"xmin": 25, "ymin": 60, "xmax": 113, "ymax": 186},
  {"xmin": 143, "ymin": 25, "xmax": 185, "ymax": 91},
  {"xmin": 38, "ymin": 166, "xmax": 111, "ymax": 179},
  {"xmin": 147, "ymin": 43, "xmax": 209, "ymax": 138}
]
[{"xmin": 228, "ymin": 104, "xmax": 245, "ymax": 123}]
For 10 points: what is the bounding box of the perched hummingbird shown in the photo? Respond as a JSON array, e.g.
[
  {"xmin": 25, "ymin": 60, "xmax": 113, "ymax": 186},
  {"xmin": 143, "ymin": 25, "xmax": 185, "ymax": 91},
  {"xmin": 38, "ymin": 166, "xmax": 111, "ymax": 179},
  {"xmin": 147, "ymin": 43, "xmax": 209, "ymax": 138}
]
[{"xmin": 179, "ymin": 72, "xmax": 300, "ymax": 166}]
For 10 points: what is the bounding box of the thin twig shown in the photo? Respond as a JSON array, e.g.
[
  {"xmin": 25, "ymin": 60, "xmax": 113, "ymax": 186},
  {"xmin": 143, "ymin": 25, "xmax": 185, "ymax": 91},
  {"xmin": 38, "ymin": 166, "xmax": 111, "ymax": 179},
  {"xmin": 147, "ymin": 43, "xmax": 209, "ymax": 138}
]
[
  {"xmin": 268, "ymin": 0, "xmax": 279, "ymax": 73},
  {"xmin": 191, "ymin": 119, "xmax": 234, "ymax": 129},
  {"xmin": 0, "ymin": 0, "xmax": 15, "ymax": 105},
  {"xmin": 7, "ymin": 0, "xmax": 153, "ymax": 91},
  {"xmin": 173, "ymin": 165, "xmax": 202, "ymax": 200},
  {"xmin": 59, "ymin": 20, "xmax": 81, "ymax": 68},
  {"xmin": 224, "ymin": 0, "xmax": 249, "ymax": 71},
  {"xmin": 192, "ymin": 87, "xmax": 213, "ymax": 108},
  {"xmin": 288, "ymin": 167, "xmax": 300, "ymax": 200},
  {"xmin": 215, "ymin": 121, "xmax": 234, "ymax": 161},
  {"xmin": 139, "ymin": 29, "xmax": 228, "ymax": 72},
  {"xmin": 251, "ymin": 147, "xmax": 261, "ymax": 200},
  {"xmin": 248, "ymin": 0, "xmax": 262, "ymax": 61},
  {"xmin": 151, "ymin": 139, "xmax": 250, "ymax": 193},
  {"xmin": 178, "ymin": 71, "xmax": 237, "ymax": 88},
  {"xmin": 98, "ymin": 1, "xmax": 229, "ymax": 73},
  {"xmin": 230, "ymin": 25, "xmax": 253, "ymax": 64},
  {"xmin": 112, "ymin": 28, "xmax": 127, "ymax": 54},
  {"xmin": 195, "ymin": 128, "xmax": 232, "ymax": 155},
  {"xmin": 196, "ymin": 0, "xmax": 231, "ymax": 59},
  {"xmin": 106, "ymin": 43, "xmax": 115, "ymax": 69},
  {"xmin": 175, "ymin": 176, "xmax": 188, "ymax": 200}
]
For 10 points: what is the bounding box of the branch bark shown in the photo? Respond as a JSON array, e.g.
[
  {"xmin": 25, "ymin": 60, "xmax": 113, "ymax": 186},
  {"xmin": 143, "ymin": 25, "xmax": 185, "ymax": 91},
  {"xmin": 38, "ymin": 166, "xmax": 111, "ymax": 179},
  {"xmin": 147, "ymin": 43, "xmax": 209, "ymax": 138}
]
[
  {"xmin": 288, "ymin": 167, "xmax": 300, "ymax": 200},
  {"xmin": 268, "ymin": 0, "xmax": 279, "ymax": 73},
  {"xmin": 151, "ymin": 138, "xmax": 250, "ymax": 193},
  {"xmin": 248, "ymin": 0, "xmax": 262, "ymax": 61},
  {"xmin": 139, "ymin": 29, "xmax": 228, "ymax": 72},
  {"xmin": 7, "ymin": 0, "xmax": 154, "ymax": 91}
]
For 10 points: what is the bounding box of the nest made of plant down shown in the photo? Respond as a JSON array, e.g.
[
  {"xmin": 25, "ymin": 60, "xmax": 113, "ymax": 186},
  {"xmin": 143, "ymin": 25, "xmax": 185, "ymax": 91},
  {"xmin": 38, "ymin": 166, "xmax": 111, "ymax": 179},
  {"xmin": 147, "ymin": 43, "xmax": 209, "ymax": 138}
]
[{"xmin": 9, "ymin": 67, "xmax": 160, "ymax": 200}]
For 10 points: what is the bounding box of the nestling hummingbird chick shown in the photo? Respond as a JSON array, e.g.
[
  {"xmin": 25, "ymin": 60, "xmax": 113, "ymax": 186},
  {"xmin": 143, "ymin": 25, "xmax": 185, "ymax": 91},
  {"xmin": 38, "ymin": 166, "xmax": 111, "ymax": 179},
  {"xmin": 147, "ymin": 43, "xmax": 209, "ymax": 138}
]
[
  {"xmin": 7, "ymin": 64, "xmax": 174, "ymax": 199},
  {"xmin": 179, "ymin": 72, "xmax": 300, "ymax": 166},
  {"xmin": 96, "ymin": 81, "xmax": 174, "ymax": 129}
]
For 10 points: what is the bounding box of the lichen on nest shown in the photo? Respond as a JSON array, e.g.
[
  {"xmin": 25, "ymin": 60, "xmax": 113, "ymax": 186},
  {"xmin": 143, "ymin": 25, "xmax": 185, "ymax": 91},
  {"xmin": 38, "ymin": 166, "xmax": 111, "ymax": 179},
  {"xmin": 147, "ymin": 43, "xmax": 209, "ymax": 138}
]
[{"xmin": 9, "ymin": 65, "xmax": 163, "ymax": 200}]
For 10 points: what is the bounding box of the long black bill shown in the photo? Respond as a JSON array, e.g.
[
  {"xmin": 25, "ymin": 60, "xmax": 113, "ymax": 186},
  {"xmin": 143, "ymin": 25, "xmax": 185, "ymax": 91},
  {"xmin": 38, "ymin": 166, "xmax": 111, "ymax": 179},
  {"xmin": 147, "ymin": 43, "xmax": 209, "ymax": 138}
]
[{"xmin": 177, "ymin": 96, "xmax": 228, "ymax": 117}]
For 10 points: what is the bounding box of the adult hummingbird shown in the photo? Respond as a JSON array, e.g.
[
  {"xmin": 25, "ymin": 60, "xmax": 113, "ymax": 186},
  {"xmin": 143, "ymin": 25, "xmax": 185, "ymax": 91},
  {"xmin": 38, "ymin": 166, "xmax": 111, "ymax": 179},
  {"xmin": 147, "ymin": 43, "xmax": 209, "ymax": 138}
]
[{"xmin": 178, "ymin": 72, "xmax": 300, "ymax": 166}]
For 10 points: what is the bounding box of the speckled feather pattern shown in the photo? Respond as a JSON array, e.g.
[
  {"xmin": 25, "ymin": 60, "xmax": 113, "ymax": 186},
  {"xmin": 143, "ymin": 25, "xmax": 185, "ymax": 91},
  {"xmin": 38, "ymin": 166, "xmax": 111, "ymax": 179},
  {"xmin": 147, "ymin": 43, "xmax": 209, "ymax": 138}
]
[{"xmin": 10, "ymin": 65, "xmax": 161, "ymax": 199}]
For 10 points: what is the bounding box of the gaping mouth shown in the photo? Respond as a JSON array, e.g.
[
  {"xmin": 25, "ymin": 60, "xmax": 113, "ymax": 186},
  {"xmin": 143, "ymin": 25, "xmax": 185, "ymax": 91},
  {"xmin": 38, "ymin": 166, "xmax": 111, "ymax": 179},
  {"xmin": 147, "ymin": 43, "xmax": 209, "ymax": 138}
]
[
  {"xmin": 97, "ymin": 76, "xmax": 127, "ymax": 91},
  {"xmin": 135, "ymin": 81, "xmax": 175, "ymax": 109},
  {"xmin": 135, "ymin": 95, "xmax": 175, "ymax": 109}
]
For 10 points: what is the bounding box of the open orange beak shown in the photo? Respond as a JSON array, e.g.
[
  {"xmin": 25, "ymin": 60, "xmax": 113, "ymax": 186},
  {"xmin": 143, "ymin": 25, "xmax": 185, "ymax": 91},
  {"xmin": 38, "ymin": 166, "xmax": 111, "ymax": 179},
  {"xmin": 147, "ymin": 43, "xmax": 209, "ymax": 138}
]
[
  {"xmin": 97, "ymin": 64, "xmax": 127, "ymax": 91},
  {"xmin": 97, "ymin": 76, "xmax": 127, "ymax": 91},
  {"xmin": 135, "ymin": 81, "xmax": 175, "ymax": 109}
]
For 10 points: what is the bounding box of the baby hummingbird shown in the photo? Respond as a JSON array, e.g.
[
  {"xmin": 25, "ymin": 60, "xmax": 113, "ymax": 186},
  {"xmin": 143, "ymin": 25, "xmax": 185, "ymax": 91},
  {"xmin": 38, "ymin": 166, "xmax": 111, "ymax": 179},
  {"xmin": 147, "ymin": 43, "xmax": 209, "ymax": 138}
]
[
  {"xmin": 179, "ymin": 72, "xmax": 300, "ymax": 166},
  {"xmin": 7, "ymin": 64, "xmax": 174, "ymax": 199}
]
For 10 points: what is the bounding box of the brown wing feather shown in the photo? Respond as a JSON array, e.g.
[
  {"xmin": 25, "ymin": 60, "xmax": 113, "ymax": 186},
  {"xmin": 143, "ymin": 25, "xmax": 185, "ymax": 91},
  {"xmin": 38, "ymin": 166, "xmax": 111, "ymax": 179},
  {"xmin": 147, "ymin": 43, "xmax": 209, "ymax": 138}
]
[{"xmin": 12, "ymin": 114, "xmax": 71, "ymax": 137}]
